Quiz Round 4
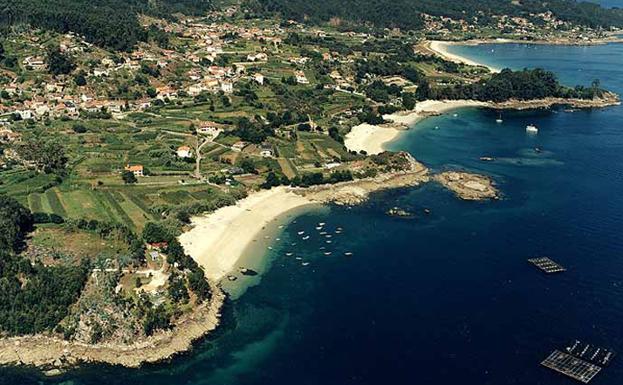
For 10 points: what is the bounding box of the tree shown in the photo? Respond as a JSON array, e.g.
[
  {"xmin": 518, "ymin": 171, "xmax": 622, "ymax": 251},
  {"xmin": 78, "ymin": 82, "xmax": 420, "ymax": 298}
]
[
  {"xmin": 0, "ymin": 196, "xmax": 34, "ymax": 253},
  {"xmin": 121, "ymin": 170, "xmax": 137, "ymax": 184},
  {"xmin": 239, "ymin": 158, "xmax": 257, "ymax": 174},
  {"xmin": 402, "ymin": 92, "xmax": 416, "ymax": 110},
  {"xmin": 261, "ymin": 171, "xmax": 282, "ymax": 189},
  {"xmin": 74, "ymin": 73, "xmax": 87, "ymax": 87},
  {"xmin": 167, "ymin": 273, "xmax": 189, "ymax": 303},
  {"xmin": 142, "ymin": 222, "xmax": 169, "ymax": 243},
  {"xmin": 146, "ymin": 87, "xmax": 158, "ymax": 98},
  {"xmin": 16, "ymin": 135, "xmax": 68, "ymax": 174},
  {"xmin": 47, "ymin": 46, "xmax": 75, "ymax": 76}
]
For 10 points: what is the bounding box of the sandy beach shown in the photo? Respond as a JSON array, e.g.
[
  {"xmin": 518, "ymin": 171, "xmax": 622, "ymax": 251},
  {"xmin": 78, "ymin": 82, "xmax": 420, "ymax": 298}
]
[
  {"xmin": 345, "ymin": 100, "xmax": 488, "ymax": 155},
  {"xmin": 179, "ymin": 187, "xmax": 317, "ymax": 281},
  {"xmin": 427, "ymin": 41, "xmax": 501, "ymax": 72}
]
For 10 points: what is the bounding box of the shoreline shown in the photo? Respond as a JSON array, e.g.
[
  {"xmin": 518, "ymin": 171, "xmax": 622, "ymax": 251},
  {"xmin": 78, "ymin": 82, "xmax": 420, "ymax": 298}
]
[
  {"xmin": 181, "ymin": 155, "xmax": 430, "ymax": 286},
  {"xmin": 0, "ymin": 153, "xmax": 501, "ymax": 374},
  {"xmin": 345, "ymin": 100, "xmax": 488, "ymax": 155},
  {"xmin": 179, "ymin": 187, "xmax": 319, "ymax": 282},
  {"xmin": 0, "ymin": 281, "xmax": 225, "ymax": 375},
  {"xmin": 426, "ymin": 41, "xmax": 502, "ymax": 72},
  {"xmin": 344, "ymin": 95, "xmax": 619, "ymax": 156}
]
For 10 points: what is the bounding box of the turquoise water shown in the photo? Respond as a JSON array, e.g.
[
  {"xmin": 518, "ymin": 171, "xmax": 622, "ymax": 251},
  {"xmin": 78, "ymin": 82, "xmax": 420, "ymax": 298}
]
[{"xmin": 4, "ymin": 43, "xmax": 623, "ymax": 385}]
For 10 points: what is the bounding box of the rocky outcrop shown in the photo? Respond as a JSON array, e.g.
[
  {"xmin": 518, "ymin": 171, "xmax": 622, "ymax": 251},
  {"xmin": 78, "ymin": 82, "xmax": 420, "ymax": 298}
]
[
  {"xmin": 434, "ymin": 171, "xmax": 499, "ymax": 201},
  {"xmin": 0, "ymin": 282, "xmax": 225, "ymax": 374}
]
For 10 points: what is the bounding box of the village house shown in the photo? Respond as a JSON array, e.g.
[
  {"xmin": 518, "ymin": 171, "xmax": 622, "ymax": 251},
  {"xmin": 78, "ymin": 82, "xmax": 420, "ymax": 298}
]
[
  {"xmin": 23, "ymin": 57, "xmax": 46, "ymax": 71},
  {"xmin": 220, "ymin": 81, "xmax": 233, "ymax": 94},
  {"xmin": 260, "ymin": 143, "xmax": 274, "ymax": 158},
  {"xmin": 176, "ymin": 145, "xmax": 193, "ymax": 158},
  {"xmin": 125, "ymin": 164, "xmax": 144, "ymax": 177},
  {"xmin": 246, "ymin": 52, "xmax": 268, "ymax": 62},
  {"xmin": 188, "ymin": 83, "xmax": 206, "ymax": 96},
  {"xmin": 253, "ymin": 73, "xmax": 265, "ymax": 85},
  {"xmin": 295, "ymin": 71, "xmax": 309, "ymax": 84},
  {"xmin": 197, "ymin": 121, "xmax": 222, "ymax": 138},
  {"xmin": 231, "ymin": 141, "xmax": 248, "ymax": 152}
]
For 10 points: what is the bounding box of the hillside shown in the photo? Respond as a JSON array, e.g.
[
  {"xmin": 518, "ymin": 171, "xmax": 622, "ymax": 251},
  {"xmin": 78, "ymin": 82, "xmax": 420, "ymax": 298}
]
[
  {"xmin": 246, "ymin": 0, "xmax": 623, "ymax": 30},
  {"xmin": 0, "ymin": 0, "xmax": 213, "ymax": 51}
]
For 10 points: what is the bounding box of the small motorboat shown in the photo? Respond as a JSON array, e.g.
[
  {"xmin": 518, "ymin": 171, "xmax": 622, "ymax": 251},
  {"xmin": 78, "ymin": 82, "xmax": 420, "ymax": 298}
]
[
  {"xmin": 526, "ymin": 124, "xmax": 538, "ymax": 134},
  {"xmin": 480, "ymin": 156, "xmax": 495, "ymax": 162},
  {"xmin": 297, "ymin": 231, "xmax": 305, "ymax": 235},
  {"xmin": 344, "ymin": 252, "xmax": 353, "ymax": 256},
  {"xmin": 302, "ymin": 235, "xmax": 310, "ymax": 240}
]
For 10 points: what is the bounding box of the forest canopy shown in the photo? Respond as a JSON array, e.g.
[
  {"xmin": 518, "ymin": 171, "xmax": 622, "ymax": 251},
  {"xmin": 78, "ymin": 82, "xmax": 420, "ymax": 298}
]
[
  {"xmin": 246, "ymin": 0, "xmax": 623, "ymax": 30},
  {"xmin": 0, "ymin": 0, "xmax": 213, "ymax": 51}
]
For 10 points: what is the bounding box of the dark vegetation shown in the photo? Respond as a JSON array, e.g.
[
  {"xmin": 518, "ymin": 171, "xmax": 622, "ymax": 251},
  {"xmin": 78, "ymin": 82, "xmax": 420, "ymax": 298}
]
[
  {"xmin": 247, "ymin": 0, "xmax": 623, "ymax": 30},
  {"xmin": 0, "ymin": 196, "xmax": 90, "ymax": 336},
  {"xmin": 430, "ymin": 68, "xmax": 607, "ymax": 101},
  {"xmin": 0, "ymin": 0, "xmax": 213, "ymax": 51}
]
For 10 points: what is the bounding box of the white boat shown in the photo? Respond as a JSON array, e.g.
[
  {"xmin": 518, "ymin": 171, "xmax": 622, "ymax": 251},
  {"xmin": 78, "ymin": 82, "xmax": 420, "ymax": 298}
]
[
  {"xmin": 301, "ymin": 262, "xmax": 310, "ymax": 266},
  {"xmin": 302, "ymin": 236, "xmax": 310, "ymax": 240},
  {"xmin": 297, "ymin": 231, "xmax": 305, "ymax": 235},
  {"xmin": 344, "ymin": 252, "xmax": 353, "ymax": 256},
  {"xmin": 315, "ymin": 226, "xmax": 323, "ymax": 230},
  {"xmin": 318, "ymin": 222, "xmax": 325, "ymax": 226},
  {"xmin": 324, "ymin": 252, "xmax": 332, "ymax": 256},
  {"xmin": 286, "ymin": 252, "xmax": 293, "ymax": 256},
  {"xmin": 495, "ymin": 113, "xmax": 503, "ymax": 123},
  {"xmin": 526, "ymin": 124, "xmax": 538, "ymax": 134}
]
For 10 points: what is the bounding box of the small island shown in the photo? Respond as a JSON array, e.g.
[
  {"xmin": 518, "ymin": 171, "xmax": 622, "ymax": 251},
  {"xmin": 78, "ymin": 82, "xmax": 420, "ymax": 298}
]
[{"xmin": 434, "ymin": 172, "xmax": 499, "ymax": 201}]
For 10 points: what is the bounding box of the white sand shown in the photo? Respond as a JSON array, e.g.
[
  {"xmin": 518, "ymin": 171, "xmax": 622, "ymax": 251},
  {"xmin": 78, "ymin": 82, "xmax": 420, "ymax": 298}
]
[
  {"xmin": 179, "ymin": 187, "xmax": 315, "ymax": 281},
  {"xmin": 345, "ymin": 100, "xmax": 489, "ymax": 155},
  {"xmin": 428, "ymin": 41, "xmax": 501, "ymax": 73},
  {"xmin": 344, "ymin": 123, "xmax": 403, "ymax": 155}
]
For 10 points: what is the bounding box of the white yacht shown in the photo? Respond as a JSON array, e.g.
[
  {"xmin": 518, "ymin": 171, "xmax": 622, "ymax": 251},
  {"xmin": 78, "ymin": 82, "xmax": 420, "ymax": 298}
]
[{"xmin": 526, "ymin": 124, "xmax": 539, "ymax": 134}]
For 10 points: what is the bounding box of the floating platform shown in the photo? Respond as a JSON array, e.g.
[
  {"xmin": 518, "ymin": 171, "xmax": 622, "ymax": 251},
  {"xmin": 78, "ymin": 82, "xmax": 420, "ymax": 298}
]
[
  {"xmin": 541, "ymin": 350, "xmax": 601, "ymax": 383},
  {"xmin": 566, "ymin": 340, "xmax": 616, "ymax": 367},
  {"xmin": 528, "ymin": 257, "xmax": 566, "ymax": 273}
]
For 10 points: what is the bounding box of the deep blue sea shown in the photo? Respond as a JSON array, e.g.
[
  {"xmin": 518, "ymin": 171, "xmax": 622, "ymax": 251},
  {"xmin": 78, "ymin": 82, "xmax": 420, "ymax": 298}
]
[
  {"xmin": 4, "ymin": 43, "xmax": 623, "ymax": 385},
  {"xmin": 589, "ymin": 0, "xmax": 622, "ymax": 8}
]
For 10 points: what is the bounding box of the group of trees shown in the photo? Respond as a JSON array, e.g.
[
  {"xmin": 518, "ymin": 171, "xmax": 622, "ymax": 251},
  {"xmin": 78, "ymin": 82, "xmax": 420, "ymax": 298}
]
[
  {"xmin": 246, "ymin": 0, "xmax": 623, "ymax": 30},
  {"xmin": 16, "ymin": 134, "xmax": 68, "ymax": 174},
  {"xmin": 0, "ymin": 196, "xmax": 90, "ymax": 336},
  {"xmin": 231, "ymin": 117, "xmax": 275, "ymax": 144},
  {"xmin": 0, "ymin": 0, "xmax": 212, "ymax": 51},
  {"xmin": 431, "ymin": 68, "xmax": 606, "ymax": 102}
]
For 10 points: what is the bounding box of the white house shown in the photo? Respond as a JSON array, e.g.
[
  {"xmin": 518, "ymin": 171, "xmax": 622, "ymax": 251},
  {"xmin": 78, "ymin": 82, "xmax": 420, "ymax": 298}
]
[
  {"xmin": 260, "ymin": 143, "xmax": 274, "ymax": 158},
  {"xmin": 295, "ymin": 71, "xmax": 309, "ymax": 84},
  {"xmin": 176, "ymin": 145, "xmax": 192, "ymax": 158},
  {"xmin": 220, "ymin": 81, "xmax": 233, "ymax": 94},
  {"xmin": 253, "ymin": 73, "xmax": 264, "ymax": 85}
]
